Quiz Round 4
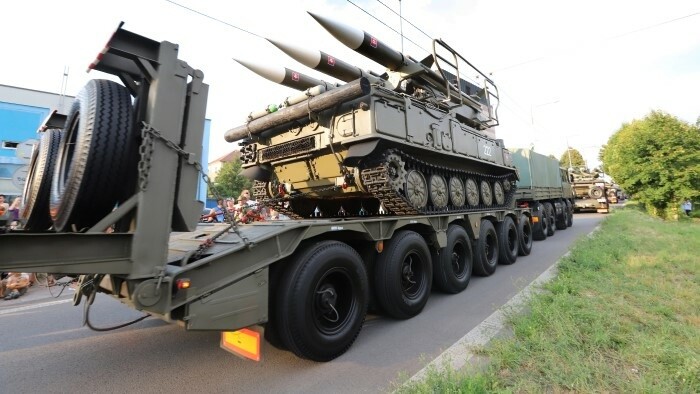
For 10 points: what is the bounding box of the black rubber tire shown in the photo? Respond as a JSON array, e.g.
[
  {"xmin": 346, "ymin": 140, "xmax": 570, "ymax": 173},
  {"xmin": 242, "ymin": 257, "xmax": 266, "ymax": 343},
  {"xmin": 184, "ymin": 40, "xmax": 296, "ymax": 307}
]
[
  {"xmin": 565, "ymin": 200, "xmax": 574, "ymax": 227},
  {"xmin": 544, "ymin": 202, "xmax": 556, "ymax": 237},
  {"xmin": 375, "ymin": 230, "xmax": 432, "ymax": 319},
  {"xmin": 50, "ymin": 79, "xmax": 135, "ymax": 232},
  {"xmin": 555, "ymin": 201, "xmax": 568, "ymax": 230},
  {"xmin": 432, "ymin": 225, "xmax": 473, "ymax": 294},
  {"xmin": 21, "ymin": 129, "xmax": 62, "ymax": 230},
  {"xmin": 473, "ymin": 219, "xmax": 499, "ymax": 276},
  {"xmin": 517, "ymin": 215, "xmax": 533, "ymax": 256},
  {"xmin": 588, "ymin": 186, "xmax": 604, "ymax": 199},
  {"xmin": 276, "ymin": 241, "xmax": 368, "ymax": 361},
  {"xmin": 532, "ymin": 203, "xmax": 548, "ymax": 241},
  {"xmin": 497, "ymin": 216, "xmax": 518, "ymax": 265}
]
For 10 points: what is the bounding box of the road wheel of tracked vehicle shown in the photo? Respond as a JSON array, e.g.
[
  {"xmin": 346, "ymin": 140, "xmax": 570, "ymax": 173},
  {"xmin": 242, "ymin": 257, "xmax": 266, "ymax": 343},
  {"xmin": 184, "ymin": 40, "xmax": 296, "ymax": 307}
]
[
  {"xmin": 448, "ymin": 177, "xmax": 465, "ymax": 207},
  {"xmin": 375, "ymin": 230, "xmax": 432, "ymax": 319},
  {"xmin": 588, "ymin": 186, "xmax": 603, "ymax": 199},
  {"xmin": 465, "ymin": 178, "xmax": 479, "ymax": 207},
  {"xmin": 480, "ymin": 180, "xmax": 493, "ymax": 206},
  {"xmin": 565, "ymin": 200, "xmax": 574, "ymax": 227},
  {"xmin": 21, "ymin": 129, "xmax": 63, "ymax": 230},
  {"xmin": 276, "ymin": 241, "xmax": 368, "ymax": 361},
  {"xmin": 497, "ymin": 216, "xmax": 518, "ymax": 265},
  {"xmin": 50, "ymin": 79, "xmax": 135, "ymax": 232},
  {"xmin": 429, "ymin": 174, "xmax": 448, "ymax": 208},
  {"xmin": 532, "ymin": 203, "xmax": 548, "ymax": 241},
  {"xmin": 493, "ymin": 181, "xmax": 505, "ymax": 206},
  {"xmin": 517, "ymin": 215, "xmax": 533, "ymax": 256},
  {"xmin": 406, "ymin": 170, "xmax": 428, "ymax": 209},
  {"xmin": 544, "ymin": 202, "xmax": 556, "ymax": 236},
  {"xmin": 473, "ymin": 219, "xmax": 499, "ymax": 276},
  {"xmin": 432, "ymin": 224, "xmax": 473, "ymax": 294}
]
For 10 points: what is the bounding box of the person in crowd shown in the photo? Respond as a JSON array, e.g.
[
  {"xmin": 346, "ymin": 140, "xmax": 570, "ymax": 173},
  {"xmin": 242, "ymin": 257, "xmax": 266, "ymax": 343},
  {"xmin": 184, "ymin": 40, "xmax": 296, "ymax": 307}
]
[
  {"xmin": 204, "ymin": 199, "xmax": 225, "ymax": 222},
  {"xmin": 1, "ymin": 272, "xmax": 31, "ymax": 300},
  {"xmin": 8, "ymin": 197, "xmax": 21, "ymax": 229},
  {"xmin": 0, "ymin": 194, "xmax": 8, "ymax": 216}
]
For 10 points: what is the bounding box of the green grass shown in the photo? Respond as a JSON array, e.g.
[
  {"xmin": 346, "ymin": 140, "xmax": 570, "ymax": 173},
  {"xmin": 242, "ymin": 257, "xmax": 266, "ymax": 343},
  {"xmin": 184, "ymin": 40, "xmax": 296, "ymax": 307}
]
[{"xmin": 399, "ymin": 207, "xmax": 700, "ymax": 393}]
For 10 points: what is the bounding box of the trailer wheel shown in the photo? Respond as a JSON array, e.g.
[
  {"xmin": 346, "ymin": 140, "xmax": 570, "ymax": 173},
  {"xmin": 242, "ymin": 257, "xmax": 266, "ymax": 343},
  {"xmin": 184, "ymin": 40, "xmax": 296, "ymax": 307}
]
[
  {"xmin": 473, "ymin": 219, "xmax": 499, "ymax": 276},
  {"xmin": 555, "ymin": 201, "xmax": 568, "ymax": 230},
  {"xmin": 532, "ymin": 203, "xmax": 548, "ymax": 241},
  {"xmin": 517, "ymin": 215, "xmax": 533, "ymax": 256},
  {"xmin": 497, "ymin": 216, "xmax": 518, "ymax": 265},
  {"xmin": 565, "ymin": 200, "xmax": 573, "ymax": 227},
  {"xmin": 50, "ymin": 79, "xmax": 135, "ymax": 232},
  {"xmin": 544, "ymin": 202, "xmax": 556, "ymax": 236},
  {"xmin": 375, "ymin": 230, "xmax": 432, "ymax": 319},
  {"xmin": 432, "ymin": 224, "xmax": 472, "ymax": 294},
  {"xmin": 277, "ymin": 241, "xmax": 368, "ymax": 361},
  {"xmin": 21, "ymin": 129, "xmax": 62, "ymax": 230}
]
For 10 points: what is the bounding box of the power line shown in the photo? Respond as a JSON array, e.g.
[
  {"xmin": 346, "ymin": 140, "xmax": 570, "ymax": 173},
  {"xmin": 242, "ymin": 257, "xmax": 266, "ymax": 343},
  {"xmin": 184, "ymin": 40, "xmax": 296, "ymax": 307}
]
[
  {"xmin": 493, "ymin": 10, "xmax": 700, "ymax": 73},
  {"xmin": 345, "ymin": 0, "xmax": 428, "ymax": 52},
  {"xmin": 374, "ymin": 0, "xmax": 434, "ymax": 41},
  {"xmin": 165, "ymin": 0, "xmax": 263, "ymax": 39}
]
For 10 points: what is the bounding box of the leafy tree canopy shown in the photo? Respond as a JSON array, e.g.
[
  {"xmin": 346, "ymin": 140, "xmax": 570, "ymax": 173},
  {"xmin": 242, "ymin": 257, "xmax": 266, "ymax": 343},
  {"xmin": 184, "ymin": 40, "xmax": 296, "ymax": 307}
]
[
  {"xmin": 559, "ymin": 148, "xmax": 586, "ymax": 168},
  {"xmin": 211, "ymin": 158, "xmax": 253, "ymax": 200},
  {"xmin": 602, "ymin": 110, "xmax": 700, "ymax": 216}
]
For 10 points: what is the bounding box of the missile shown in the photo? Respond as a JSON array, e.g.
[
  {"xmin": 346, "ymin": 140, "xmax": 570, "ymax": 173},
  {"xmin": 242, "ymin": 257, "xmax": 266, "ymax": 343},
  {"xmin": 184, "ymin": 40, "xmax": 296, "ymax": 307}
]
[
  {"xmin": 267, "ymin": 38, "xmax": 381, "ymax": 84},
  {"xmin": 308, "ymin": 11, "xmax": 405, "ymax": 71},
  {"xmin": 234, "ymin": 58, "xmax": 331, "ymax": 91}
]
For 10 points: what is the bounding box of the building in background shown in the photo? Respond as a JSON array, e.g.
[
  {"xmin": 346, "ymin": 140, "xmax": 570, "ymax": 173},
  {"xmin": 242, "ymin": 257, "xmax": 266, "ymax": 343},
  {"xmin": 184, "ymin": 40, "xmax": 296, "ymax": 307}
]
[
  {"xmin": 208, "ymin": 150, "xmax": 241, "ymax": 182},
  {"xmin": 0, "ymin": 84, "xmax": 74, "ymax": 197}
]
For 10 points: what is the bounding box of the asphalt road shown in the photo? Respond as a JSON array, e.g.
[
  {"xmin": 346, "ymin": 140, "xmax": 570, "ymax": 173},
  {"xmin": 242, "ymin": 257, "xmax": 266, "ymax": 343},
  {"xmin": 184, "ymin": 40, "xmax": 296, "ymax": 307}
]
[{"xmin": 0, "ymin": 213, "xmax": 605, "ymax": 393}]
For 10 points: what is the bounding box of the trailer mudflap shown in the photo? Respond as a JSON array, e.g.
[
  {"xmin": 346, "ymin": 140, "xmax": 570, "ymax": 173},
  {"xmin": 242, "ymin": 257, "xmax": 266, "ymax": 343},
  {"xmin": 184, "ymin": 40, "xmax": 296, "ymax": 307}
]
[{"xmin": 185, "ymin": 268, "xmax": 269, "ymax": 330}]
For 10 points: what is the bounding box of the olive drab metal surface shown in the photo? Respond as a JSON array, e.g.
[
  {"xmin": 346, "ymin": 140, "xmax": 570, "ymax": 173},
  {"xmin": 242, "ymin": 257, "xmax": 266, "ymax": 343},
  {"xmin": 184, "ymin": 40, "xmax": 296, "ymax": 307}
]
[{"xmin": 227, "ymin": 13, "xmax": 518, "ymax": 220}]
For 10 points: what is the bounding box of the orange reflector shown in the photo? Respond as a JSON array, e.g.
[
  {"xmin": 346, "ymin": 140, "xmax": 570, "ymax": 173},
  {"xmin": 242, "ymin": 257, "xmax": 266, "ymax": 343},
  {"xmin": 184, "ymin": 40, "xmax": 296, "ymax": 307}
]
[
  {"xmin": 221, "ymin": 329, "xmax": 261, "ymax": 361},
  {"xmin": 532, "ymin": 216, "xmax": 539, "ymax": 223},
  {"xmin": 176, "ymin": 279, "xmax": 191, "ymax": 289},
  {"xmin": 376, "ymin": 240, "xmax": 384, "ymax": 253}
]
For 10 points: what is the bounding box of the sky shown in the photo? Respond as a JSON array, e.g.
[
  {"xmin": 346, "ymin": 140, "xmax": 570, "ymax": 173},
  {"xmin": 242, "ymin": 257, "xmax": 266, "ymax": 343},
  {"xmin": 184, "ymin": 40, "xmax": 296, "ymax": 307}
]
[{"xmin": 2, "ymin": 0, "xmax": 699, "ymax": 169}]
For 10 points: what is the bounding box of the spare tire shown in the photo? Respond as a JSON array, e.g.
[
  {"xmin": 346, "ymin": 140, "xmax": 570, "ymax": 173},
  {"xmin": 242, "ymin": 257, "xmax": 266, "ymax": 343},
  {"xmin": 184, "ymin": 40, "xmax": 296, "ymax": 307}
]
[
  {"xmin": 588, "ymin": 186, "xmax": 603, "ymax": 199},
  {"xmin": 50, "ymin": 80, "xmax": 135, "ymax": 232},
  {"xmin": 21, "ymin": 129, "xmax": 63, "ymax": 230}
]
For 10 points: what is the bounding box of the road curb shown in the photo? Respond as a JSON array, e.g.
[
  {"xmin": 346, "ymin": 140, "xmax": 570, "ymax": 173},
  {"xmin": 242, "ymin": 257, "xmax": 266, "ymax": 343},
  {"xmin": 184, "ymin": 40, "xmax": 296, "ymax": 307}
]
[{"xmin": 402, "ymin": 224, "xmax": 603, "ymax": 388}]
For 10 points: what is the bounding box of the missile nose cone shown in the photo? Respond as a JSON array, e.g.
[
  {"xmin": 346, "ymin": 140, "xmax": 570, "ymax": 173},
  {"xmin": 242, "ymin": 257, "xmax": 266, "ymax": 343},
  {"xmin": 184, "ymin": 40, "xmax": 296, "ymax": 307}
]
[
  {"xmin": 234, "ymin": 58, "xmax": 325, "ymax": 90},
  {"xmin": 307, "ymin": 11, "xmax": 364, "ymax": 50},
  {"xmin": 233, "ymin": 58, "xmax": 285, "ymax": 83},
  {"xmin": 267, "ymin": 38, "xmax": 322, "ymax": 69}
]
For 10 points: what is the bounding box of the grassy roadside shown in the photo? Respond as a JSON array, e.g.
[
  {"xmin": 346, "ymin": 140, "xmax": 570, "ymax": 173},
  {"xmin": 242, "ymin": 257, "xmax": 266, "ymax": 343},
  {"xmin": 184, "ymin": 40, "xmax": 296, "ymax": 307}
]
[{"xmin": 400, "ymin": 205, "xmax": 699, "ymax": 393}]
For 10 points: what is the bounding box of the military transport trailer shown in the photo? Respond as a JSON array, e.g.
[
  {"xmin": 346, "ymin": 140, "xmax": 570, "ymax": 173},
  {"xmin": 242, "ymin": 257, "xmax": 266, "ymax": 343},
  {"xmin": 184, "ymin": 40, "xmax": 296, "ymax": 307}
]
[
  {"xmin": 510, "ymin": 149, "xmax": 574, "ymax": 240},
  {"xmin": 0, "ymin": 21, "xmax": 533, "ymax": 362}
]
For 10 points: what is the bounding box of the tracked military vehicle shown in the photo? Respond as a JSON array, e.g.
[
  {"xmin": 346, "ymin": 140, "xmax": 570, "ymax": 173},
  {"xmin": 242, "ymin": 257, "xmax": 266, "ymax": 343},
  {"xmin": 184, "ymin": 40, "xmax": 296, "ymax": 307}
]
[{"xmin": 226, "ymin": 13, "xmax": 518, "ymax": 219}]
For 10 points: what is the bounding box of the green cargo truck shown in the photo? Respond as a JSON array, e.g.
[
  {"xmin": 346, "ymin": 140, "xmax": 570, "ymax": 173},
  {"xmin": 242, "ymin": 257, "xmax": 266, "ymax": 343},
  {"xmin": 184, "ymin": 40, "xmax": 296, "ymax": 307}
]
[{"xmin": 510, "ymin": 149, "xmax": 574, "ymax": 240}]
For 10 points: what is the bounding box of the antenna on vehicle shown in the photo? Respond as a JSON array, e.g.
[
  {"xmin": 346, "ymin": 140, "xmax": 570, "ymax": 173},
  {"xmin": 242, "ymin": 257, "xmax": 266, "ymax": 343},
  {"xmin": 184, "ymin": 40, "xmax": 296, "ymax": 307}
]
[{"xmin": 58, "ymin": 66, "xmax": 69, "ymax": 113}]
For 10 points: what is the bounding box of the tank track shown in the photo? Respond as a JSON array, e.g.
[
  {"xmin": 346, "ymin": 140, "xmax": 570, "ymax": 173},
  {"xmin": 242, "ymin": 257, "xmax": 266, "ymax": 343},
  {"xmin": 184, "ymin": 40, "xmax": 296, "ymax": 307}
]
[
  {"xmin": 251, "ymin": 149, "xmax": 516, "ymax": 219},
  {"xmin": 360, "ymin": 149, "xmax": 517, "ymax": 216}
]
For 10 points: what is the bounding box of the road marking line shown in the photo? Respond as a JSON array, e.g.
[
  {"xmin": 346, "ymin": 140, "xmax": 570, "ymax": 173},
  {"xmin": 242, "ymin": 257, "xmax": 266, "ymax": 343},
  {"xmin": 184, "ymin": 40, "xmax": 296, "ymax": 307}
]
[{"xmin": 0, "ymin": 299, "xmax": 72, "ymax": 316}]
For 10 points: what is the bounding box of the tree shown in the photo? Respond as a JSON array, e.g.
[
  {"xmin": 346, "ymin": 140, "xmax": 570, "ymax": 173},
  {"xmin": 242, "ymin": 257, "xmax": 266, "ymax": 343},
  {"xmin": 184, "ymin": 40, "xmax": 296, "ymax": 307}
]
[
  {"xmin": 559, "ymin": 147, "xmax": 585, "ymax": 168},
  {"xmin": 602, "ymin": 110, "xmax": 700, "ymax": 218},
  {"xmin": 211, "ymin": 158, "xmax": 253, "ymax": 199}
]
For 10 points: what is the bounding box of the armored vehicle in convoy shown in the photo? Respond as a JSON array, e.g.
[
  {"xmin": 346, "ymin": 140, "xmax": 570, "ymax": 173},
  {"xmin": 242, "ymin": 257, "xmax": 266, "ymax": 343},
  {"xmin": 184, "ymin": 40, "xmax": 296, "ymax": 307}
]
[
  {"xmin": 569, "ymin": 167, "xmax": 615, "ymax": 213},
  {"xmin": 510, "ymin": 149, "xmax": 574, "ymax": 240},
  {"xmin": 226, "ymin": 13, "xmax": 518, "ymax": 220},
  {"xmin": 1, "ymin": 17, "xmax": 553, "ymax": 362}
]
